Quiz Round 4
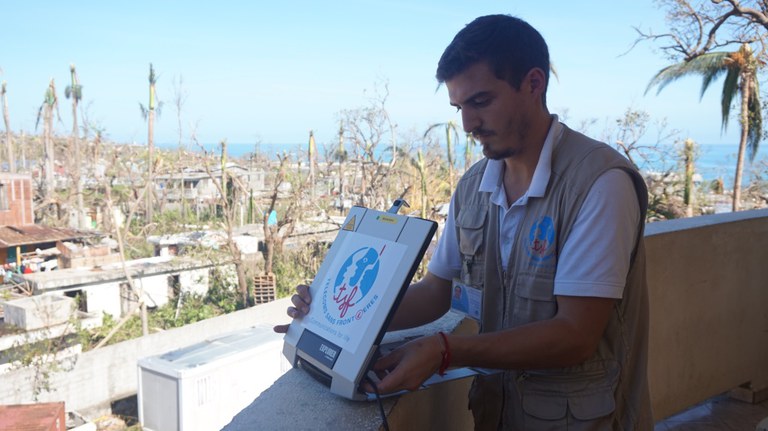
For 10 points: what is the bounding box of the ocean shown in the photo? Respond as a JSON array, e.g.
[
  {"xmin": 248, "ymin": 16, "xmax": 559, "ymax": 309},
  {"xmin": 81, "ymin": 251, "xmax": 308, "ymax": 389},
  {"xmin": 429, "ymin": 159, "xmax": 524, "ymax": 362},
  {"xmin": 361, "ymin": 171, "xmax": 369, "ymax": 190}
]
[
  {"xmin": 158, "ymin": 141, "xmax": 768, "ymax": 186},
  {"xmin": 681, "ymin": 143, "xmax": 767, "ymax": 185}
]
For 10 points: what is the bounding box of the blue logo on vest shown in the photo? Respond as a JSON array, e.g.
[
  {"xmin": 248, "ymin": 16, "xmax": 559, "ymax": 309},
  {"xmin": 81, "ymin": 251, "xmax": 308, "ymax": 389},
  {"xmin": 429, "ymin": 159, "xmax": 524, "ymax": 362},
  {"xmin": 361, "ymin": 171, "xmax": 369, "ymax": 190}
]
[
  {"xmin": 322, "ymin": 246, "xmax": 383, "ymax": 326},
  {"xmin": 527, "ymin": 216, "xmax": 555, "ymax": 263}
]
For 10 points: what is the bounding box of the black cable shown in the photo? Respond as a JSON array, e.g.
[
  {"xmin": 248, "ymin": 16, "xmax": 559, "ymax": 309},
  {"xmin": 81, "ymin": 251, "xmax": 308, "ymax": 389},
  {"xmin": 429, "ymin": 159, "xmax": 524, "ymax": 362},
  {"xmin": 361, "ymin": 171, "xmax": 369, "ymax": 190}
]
[{"xmin": 365, "ymin": 376, "xmax": 390, "ymax": 431}]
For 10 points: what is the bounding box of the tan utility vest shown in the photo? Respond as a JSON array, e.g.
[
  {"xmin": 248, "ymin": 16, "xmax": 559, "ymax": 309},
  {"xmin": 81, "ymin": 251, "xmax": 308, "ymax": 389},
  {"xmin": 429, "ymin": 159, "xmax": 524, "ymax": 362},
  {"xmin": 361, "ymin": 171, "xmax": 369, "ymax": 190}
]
[{"xmin": 453, "ymin": 126, "xmax": 653, "ymax": 430}]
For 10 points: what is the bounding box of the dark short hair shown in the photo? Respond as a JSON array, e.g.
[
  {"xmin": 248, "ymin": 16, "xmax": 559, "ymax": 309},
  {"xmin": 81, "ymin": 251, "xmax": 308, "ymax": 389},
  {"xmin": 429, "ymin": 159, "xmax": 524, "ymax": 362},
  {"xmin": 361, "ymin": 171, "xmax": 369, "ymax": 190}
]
[{"xmin": 436, "ymin": 15, "xmax": 550, "ymax": 93}]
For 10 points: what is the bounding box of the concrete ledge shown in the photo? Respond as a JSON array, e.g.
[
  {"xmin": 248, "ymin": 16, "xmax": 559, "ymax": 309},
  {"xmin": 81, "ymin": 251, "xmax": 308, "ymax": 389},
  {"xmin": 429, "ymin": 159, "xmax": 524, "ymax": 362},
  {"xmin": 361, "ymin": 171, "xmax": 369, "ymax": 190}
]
[
  {"xmin": 645, "ymin": 208, "xmax": 768, "ymax": 236},
  {"xmin": 224, "ymin": 312, "xmax": 475, "ymax": 431},
  {"xmin": 0, "ymin": 296, "xmax": 294, "ymax": 415},
  {"xmin": 2, "ymin": 295, "xmax": 75, "ymax": 330}
]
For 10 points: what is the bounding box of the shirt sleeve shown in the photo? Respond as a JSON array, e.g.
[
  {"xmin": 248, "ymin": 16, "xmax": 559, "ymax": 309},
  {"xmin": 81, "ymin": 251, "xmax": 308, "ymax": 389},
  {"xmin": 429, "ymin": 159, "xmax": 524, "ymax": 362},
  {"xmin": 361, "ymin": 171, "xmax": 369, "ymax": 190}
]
[
  {"xmin": 427, "ymin": 194, "xmax": 462, "ymax": 281},
  {"xmin": 554, "ymin": 168, "xmax": 640, "ymax": 299}
]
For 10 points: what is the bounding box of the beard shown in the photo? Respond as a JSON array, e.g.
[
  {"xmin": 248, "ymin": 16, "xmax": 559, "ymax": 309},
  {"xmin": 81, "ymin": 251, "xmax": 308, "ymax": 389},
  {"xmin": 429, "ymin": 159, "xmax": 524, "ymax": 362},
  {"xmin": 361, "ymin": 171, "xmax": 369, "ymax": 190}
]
[
  {"xmin": 482, "ymin": 143, "xmax": 517, "ymax": 160},
  {"xmin": 479, "ymin": 135, "xmax": 518, "ymax": 160},
  {"xmin": 475, "ymin": 120, "xmax": 527, "ymax": 160}
]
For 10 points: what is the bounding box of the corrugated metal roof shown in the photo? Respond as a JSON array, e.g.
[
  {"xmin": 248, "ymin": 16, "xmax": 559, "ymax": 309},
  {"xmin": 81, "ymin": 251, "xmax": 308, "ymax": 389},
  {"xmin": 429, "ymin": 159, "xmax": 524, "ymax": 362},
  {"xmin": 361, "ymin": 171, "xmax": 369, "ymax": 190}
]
[
  {"xmin": 0, "ymin": 402, "xmax": 65, "ymax": 431},
  {"xmin": 0, "ymin": 225, "xmax": 92, "ymax": 248}
]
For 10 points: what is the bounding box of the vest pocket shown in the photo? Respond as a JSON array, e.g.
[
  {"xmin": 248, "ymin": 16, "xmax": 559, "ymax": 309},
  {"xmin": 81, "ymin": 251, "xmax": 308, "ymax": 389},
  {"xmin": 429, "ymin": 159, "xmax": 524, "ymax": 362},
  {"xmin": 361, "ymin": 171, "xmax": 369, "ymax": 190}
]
[
  {"xmin": 511, "ymin": 275, "xmax": 557, "ymax": 326},
  {"xmin": 456, "ymin": 205, "xmax": 487, "ymax": 255},
  {"xmin": 456, "ymin": 205, "xmax": 488, "ymax": 288},
  {"xmin": 518, "ymin": 362, "xmax": 619, "ymax": 429}
]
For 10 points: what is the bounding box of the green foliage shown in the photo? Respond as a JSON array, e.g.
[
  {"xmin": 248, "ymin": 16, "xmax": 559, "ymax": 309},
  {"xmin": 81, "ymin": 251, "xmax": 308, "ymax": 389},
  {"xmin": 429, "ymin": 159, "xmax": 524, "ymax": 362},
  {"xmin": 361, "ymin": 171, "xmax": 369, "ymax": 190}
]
[
  {"xmin": 151, "ymin": 208, "xmax": 199, "ymax": 234},
  {"xmin": 8, "ymin": 320, "xmax": 78, "ymax": 400},
  {"xmin": 206, "ymin": 269, "xmax": 242, "ymax": 313},
  {"xmin": 273, "ymin": 240, "xmax": 330, "ymax": 298},
  {"xmin": 75, "ymin": 279, "xmax": 241, "ymax": 350}
]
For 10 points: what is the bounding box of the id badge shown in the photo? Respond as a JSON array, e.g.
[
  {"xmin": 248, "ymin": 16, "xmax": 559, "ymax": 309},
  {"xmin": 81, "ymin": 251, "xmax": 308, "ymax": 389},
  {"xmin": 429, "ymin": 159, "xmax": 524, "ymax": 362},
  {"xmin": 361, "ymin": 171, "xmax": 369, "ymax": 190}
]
[{"xmin": 451, "ymin": 278, "xmax": 482, "ymax": 321}]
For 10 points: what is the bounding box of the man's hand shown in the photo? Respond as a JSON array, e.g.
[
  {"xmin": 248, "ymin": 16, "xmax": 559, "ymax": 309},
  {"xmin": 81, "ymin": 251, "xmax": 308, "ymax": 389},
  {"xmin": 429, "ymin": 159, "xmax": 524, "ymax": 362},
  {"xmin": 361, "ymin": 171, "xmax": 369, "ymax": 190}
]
[
  {"xmin": 273, "ymin": 284, "xmax": 312, "ymax": 333},
  {"xmin": 363, "ymin": 334, "xmax": 444, "ymax": 393}
]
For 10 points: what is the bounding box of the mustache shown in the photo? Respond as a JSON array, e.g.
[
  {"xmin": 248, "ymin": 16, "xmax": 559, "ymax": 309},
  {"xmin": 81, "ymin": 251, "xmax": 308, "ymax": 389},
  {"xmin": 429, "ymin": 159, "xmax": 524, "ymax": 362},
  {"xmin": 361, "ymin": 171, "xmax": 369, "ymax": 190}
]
[{"xmin": 470, "ymin": 128, "xmax": 494, "ymax": 139}]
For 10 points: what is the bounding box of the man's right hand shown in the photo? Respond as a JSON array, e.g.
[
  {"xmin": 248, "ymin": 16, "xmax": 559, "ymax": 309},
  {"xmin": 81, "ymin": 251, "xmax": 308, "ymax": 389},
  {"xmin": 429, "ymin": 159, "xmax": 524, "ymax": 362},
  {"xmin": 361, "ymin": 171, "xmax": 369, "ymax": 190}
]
[{"xmin": 273, "ymin": 284, "xmax": 312, "ymax": 333}]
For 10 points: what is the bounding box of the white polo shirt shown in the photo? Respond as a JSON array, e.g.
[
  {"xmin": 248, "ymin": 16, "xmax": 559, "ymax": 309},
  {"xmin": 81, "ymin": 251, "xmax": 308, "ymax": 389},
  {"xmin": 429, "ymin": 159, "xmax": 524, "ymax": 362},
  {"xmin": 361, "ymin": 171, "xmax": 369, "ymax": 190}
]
[{"xmin": 427, "ymin": 117, "xmax": 640, "ymax": 299}]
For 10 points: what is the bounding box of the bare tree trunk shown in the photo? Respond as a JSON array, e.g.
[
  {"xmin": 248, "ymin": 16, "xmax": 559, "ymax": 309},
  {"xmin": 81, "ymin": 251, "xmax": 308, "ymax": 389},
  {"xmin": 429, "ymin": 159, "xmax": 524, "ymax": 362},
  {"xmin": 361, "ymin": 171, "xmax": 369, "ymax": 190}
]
[
  {"xmin": 418, "ymin": 150, "xmax": 427, "ymax": 219},
  {"xmin": 104, "ymin": 183, "xmax": 149, "ymax": 339},
  {"xmin": 308, "ymin": 130, "xmax": 316, "ymax": 201},
  {"xmin": 337, "ymin": 122, "xmax": 346, "ymax": 214},
  {"xmin": 20, "ymin": 131, "xmax": 26, "ymax": 172},
  {"xmin": 201, "ymin": 139, "xmax": 250, "ymax": 306},
  {"xmin": 733, "ymin": 77, "xmax": 750, "ymax": 212},
  {"xmin": 147, "ymin": 108, "xmax": 155, "ymax": 223},
  {"xmin": 44, "ymin": 106, "xmax": 54, "ymax": 202},
  {"xmin": 174, "ymin": 76, "xmax": 187, "ymax": 220},
  {"xmin": 146, "ymin": 64, "xmax": 158, "ymax": 225},
  {"xmin": 683, "ymin": 138, "xmax": 695, "ymax": 217},
  {"xmin": 1, "ymin": 82, "xmax": 15, "ymax": 173},
  {"xmin": 71, "ymin": 95, "xmax": 84, "ymax": 229}
]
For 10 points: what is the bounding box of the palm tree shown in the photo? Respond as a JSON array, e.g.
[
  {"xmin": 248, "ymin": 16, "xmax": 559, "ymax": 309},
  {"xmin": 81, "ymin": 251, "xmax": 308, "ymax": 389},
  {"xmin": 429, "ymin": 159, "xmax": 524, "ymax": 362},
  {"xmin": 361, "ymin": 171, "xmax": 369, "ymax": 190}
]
[
  {"xmin": 334, "ymin": 121, "xmax": 347, "ymax": 203},
  {"xmin": 1, "ymin": 81, "xmax": 14, "ymax": 173},
  {"xmin": 396, "ymin": 146, "xmax": 428, "ymax": 219},
  {"xmin": 307, "ymin": 130, "xmax": 317, "ymax": 201},
  {"xmin": 65, "ymin": 64, "xmax": 85, "ymax": 229},
  {"xmin": 646, "ymin": 43, "xmax": 762, "ymax": 211},
  {"xmin": 463, "ymin": 133, "xmax": 477, "ymax": 173},
  {"xmin": 140, "ymin": 63, "xmax": 159, "ymax": 223},
  {"xmin": 36, "ymin": 79, "xmax": 59, "ymax": 203},
  {"xmin": 424, "ymin": 121, "xmax": 460, "ymax": 191}
]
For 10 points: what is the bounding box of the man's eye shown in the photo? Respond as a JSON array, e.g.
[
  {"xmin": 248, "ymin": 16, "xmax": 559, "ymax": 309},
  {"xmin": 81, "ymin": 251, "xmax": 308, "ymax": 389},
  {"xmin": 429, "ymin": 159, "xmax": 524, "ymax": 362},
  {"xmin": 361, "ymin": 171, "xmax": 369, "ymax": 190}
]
[{"xmin": 455, "ymin": 106, "xmax": 461, "ymax": 113}]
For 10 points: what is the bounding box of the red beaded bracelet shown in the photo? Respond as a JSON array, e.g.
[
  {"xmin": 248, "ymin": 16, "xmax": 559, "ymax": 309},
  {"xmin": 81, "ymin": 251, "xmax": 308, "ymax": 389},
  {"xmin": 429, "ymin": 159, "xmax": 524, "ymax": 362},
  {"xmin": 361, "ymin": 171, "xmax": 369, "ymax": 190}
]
[{"xmin": 437, "ymin": 331, "xmax": 451, "ymax": 376}]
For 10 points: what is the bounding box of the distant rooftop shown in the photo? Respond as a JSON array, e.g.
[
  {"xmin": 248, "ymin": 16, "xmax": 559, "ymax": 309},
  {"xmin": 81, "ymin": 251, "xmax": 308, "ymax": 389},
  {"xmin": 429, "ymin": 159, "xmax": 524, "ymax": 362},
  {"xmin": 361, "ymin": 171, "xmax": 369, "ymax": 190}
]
[
  {"xmin": 20, "ymin": 256, "xmax": 214, "ymax": 291},
  {"xmin": 0, "ymin": 225, "xmax": 93, "ymax": 248}
]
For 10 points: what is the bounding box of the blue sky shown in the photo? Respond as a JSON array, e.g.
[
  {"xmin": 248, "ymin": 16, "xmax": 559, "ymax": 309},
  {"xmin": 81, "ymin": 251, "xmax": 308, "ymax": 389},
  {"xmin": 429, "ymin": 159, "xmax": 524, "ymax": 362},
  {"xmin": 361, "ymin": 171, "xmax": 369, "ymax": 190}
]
[{"xmin": 1, "ymin": 1, "xmax": 743, "ymax": 150}]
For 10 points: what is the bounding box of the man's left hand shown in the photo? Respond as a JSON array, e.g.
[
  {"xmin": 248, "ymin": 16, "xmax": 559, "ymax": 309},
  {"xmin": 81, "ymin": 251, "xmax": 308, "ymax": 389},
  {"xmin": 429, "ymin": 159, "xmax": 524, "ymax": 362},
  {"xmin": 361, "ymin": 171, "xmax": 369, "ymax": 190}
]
[{"xmin": 365, "ymin": 334, "xmax": 444, "ymax": 394}]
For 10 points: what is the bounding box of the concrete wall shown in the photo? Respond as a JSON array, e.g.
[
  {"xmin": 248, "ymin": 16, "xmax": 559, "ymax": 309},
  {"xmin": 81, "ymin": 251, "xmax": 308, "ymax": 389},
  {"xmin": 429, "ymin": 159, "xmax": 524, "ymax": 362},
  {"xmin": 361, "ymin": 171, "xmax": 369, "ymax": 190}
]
[
  {"xmin": 0, "ymin": 298, "xmax": 291, "ymax": 416},
  {"xmin": 137, "ymin": 274, "xmax": 171, "ymax": 308},
  {"xmin": 83, "ymin": 282, "xmax": 121, "ymax": 317},
  {"xmin": 2, "ymin": 209, "xmax": 765, "ymax": 427},
  {"xmin": 179, "ymin": 268, "xmax": 208, "ymax": 296},
  {"xmin": 225, "ymin": 209, "xmax": 768, "ymax": 430},
  {"xmin": 645, "ymin": 208, "xmax": 768, "ymax": 420},
  {"xmin": 3, "ymin": 295, "xmax": 75, "ymax": 330}
]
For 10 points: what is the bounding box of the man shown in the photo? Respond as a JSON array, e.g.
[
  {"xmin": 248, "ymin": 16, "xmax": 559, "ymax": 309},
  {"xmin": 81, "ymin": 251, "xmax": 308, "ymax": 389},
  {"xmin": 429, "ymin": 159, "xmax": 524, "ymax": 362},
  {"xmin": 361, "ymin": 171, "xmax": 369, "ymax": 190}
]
[{"xmin": 277, "ymin": 14, "xmax": 652, "ymax": 430}]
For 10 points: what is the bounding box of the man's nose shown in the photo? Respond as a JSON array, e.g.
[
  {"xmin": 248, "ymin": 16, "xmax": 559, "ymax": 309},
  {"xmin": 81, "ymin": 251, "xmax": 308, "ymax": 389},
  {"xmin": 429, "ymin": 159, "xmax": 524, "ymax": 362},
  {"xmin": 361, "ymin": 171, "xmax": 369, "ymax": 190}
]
[{"xmin": 461, "ymin": 109, "xmax": 479, "ymax": 134}]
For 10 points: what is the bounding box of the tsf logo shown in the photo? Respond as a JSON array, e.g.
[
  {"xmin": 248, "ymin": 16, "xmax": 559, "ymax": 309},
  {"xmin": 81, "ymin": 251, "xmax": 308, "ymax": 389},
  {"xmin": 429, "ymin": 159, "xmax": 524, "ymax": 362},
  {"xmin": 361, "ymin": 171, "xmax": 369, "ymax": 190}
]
[
  {"xmin": 526, "ymin": 216, "xmax": 556, "ymax": 263},
  {"xmin": 322, "ymin": 245, "xmax": 384, "ymax": 326}
]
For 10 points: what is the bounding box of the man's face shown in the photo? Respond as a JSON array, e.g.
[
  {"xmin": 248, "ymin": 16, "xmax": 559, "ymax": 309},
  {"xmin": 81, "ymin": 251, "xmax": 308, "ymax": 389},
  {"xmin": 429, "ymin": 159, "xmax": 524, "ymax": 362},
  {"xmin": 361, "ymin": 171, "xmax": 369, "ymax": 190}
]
[{"xmin": 445, "ymin": 62, "xmax": 537, "ymax": 160}]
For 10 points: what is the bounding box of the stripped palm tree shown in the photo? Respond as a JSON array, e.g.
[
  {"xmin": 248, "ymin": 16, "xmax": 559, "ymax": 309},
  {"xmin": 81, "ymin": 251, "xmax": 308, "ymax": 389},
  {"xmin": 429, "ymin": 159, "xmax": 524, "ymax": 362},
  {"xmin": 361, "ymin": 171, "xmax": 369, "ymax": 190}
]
[
  {"xmin": 424, "ymin": 120, "xmax": 460, "ymax": 191},
  {"xmin": 307, "ymin": 130, "xmax": 317, "ymax": 201},
  {"xmin": 140, "ymin": 63, "xmax": 160, "ymax": 224},
  {"xmin": 334, "ymin": 121, "xmax": 347, "ymax": 209},
  {"xmin": 463, "ymin": 133, "xmax": 477, "ymax": 173},
  {"xmin": 35, "ymin": 79, "xmax": 60, "ymax": 204},
  {"xmin": 65, "ymin": 64, "xmax": 85, "ymax": 228},
  {"xmin": 1, "ymin": 81, "xmax": 14, "ymax": 173},
  {"xmin": 397, "ymin": 146, "xmax": 428, "ymax": 219},
  {"xmin": 646, "ymin": 43, "xmax": 762, "ymax": 211}
]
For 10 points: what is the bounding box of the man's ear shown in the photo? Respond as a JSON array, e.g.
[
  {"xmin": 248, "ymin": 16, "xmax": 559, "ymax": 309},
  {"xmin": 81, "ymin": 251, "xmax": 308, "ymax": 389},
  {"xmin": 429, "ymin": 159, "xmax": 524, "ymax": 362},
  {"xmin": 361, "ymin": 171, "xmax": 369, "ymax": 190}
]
[{"xmin": 525, "ymin": 68, "xmax": 547, "ymax": 95}]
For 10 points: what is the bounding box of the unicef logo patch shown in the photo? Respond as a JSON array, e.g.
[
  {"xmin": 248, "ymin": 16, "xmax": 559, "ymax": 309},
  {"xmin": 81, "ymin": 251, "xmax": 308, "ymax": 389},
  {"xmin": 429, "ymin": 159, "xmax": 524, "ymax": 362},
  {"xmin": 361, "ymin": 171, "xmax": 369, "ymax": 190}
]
[
  {"xmin": 526, "ymin": 216, "xmax": 556, "ymax": 263},
  {"xmin": 322, "ymin": 245, "xmax": 383, "ymax": 326}
]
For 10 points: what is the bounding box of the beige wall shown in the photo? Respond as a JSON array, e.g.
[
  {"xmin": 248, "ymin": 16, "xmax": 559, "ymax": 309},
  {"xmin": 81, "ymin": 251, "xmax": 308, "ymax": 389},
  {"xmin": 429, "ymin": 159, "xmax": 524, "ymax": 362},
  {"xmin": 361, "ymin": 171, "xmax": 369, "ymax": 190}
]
[
  {"xmin": 384, "ymin": 209, "xmax": 768, "ymax": 427},
  {"xmin": 645, "ymin": 208, "xmax": 768, "ymax": 420}
]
